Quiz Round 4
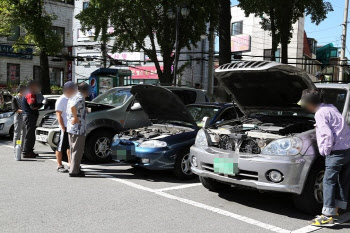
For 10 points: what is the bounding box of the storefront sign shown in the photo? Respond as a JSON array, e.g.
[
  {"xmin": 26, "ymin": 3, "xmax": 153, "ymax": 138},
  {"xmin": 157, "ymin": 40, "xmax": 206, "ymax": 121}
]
[
  {"xmin": 231, "ymin": 35, "xmax": 251, "ymax": 52},
  {"xmin": 67, "ymin": 46, "xmax": 73, "ymax": 81},
  {"xmin": 108, "ymin": 52, "xmax": 141, "ymax": 61},
  {"xmin": 0, "ymin": 45, "xmax": 33, "ymax": 59},
  {"xmin": 129, "ymin": 66, "xmax": 162, "ymax": 80}
]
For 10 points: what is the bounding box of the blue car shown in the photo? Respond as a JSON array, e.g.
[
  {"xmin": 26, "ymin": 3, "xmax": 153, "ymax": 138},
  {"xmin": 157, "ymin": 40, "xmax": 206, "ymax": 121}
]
[{"xmin": 111, "ymin": 85, "xmax": 241, "ymax": 179}]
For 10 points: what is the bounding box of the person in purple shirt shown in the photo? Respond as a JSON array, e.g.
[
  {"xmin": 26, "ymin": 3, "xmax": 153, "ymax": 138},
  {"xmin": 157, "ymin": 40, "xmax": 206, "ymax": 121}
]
[{"xmin": 300, "ymin": 89, "xmax": 350, "ymax": 226}]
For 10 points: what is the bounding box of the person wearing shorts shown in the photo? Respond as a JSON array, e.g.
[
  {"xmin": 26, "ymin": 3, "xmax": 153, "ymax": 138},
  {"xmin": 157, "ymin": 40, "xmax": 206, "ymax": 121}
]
[{"xmin": 55, "ymin": 81, "xmax": 77, "ymax": 172}]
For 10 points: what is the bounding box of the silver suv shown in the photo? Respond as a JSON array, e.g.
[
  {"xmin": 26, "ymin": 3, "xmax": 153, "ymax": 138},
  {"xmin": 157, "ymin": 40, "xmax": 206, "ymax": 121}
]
[
  {"xmin": 190, "ymin": 61, "xmax": 350, "ymax": 214},
  {"xmin": 36, "ymin": 86, "xmax": 208, "ymax": 163}
]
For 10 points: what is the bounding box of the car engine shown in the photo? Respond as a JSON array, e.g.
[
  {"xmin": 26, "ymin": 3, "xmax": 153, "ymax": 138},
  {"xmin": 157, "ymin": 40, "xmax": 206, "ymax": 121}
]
[
  {"xmin": 209, "ymin": 117, "xmax": 314, "ymax": 154},
  {"xmin": 119, "ymin": 124, "xmax": 194, "ymax": 141}
]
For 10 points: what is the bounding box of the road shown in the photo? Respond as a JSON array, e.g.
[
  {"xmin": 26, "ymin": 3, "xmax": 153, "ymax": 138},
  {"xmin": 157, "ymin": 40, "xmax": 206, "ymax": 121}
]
[{"xmin": 0, "ymin": 137, "xmax": 349, "ymax": 233}]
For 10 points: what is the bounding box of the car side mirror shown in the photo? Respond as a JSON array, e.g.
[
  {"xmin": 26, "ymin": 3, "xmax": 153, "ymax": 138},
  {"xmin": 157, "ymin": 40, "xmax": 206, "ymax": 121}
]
[
  {"xmin": 201, "ymin": 116, "xmax": 210, "ymax": 129},
  {"xmin": 347, "ymin": 112, "xmax": 350, "ymax": 125},
  {"xmin": 131, "ymin": 103, "xmax": 142, "ymax": 111}
]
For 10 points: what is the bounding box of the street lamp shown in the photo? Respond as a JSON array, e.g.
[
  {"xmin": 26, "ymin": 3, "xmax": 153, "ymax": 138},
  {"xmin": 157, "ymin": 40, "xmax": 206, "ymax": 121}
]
[{"xmin": 168, "ymin": 6, "xmax": 189, "ymax": 86}]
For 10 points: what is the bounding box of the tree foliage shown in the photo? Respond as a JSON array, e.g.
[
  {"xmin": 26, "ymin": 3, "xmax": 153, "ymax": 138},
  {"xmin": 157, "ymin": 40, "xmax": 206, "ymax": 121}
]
[
  {"xmin": 77, "ymin": 0, "xmax": 218, "ymax": 85},
  {"xmin": 0, "ymin": 0, "xmax": 63, "ymax": 93},
  {"xmin": 238, "ymin": 0, "xmax": 333, "ymax": 64}
]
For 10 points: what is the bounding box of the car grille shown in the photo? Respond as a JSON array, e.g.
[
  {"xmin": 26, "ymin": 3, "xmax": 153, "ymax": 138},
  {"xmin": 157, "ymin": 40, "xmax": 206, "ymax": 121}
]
[
  {"xmin": 41, "ymin": 113, "xmax": 58, "ymax": 127},
  {"xmin": 36, "ymin": 130, "xmax": 48, "ymax": 136},
  {"xmin": 201, "ymin": 162, "xmax": 259, "ymax": 181}
]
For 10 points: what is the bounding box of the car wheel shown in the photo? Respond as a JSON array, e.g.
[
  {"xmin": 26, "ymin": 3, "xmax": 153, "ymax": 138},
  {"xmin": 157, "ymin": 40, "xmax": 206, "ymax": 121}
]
[
  {"xmin": 292, "ymin": 158, "xmax": 325, "ymax": 215},
  {"xmin": 84, "ymin": 129, "xmax": 114, "ymax": 163},
  {"xmin": 173, "ymin": 149, "xmax": 196, "ymax": 180},
  {"xmin": 199, "ymin": 176, "xmax": 228, "ymax": 192}
]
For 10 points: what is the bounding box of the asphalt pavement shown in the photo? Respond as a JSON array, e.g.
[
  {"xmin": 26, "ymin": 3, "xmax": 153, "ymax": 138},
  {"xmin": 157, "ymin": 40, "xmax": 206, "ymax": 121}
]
[{"xmin": 1, "ymin": 137, "xmax": 349, "ymax": 233}]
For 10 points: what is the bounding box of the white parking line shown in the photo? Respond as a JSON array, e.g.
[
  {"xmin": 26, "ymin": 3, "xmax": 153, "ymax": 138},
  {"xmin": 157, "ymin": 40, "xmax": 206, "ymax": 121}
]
[
  {"xmin": 93, "ymin": 172, "xmax": 290, "ymax": 233},
  {"xmin": 154, "ymin": 183, "xmax": 202, "ymax": 192}
]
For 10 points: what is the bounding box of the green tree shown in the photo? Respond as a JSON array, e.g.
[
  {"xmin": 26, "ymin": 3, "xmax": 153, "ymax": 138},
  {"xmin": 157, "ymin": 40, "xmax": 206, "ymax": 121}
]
[
  {"xmin": 76, "ymin": 0, "xmax": 114, "ymax": 68},
  {"xmin": 0, "ymin": 0, "xmax": 64, "ymax": 94},
  {"xmin": 91, "ymin": 0, "xmax": 217, "ymax": 85},
  {"xmin": 238, "ymin": 0, "xmax": 333, "ymax": 64}
]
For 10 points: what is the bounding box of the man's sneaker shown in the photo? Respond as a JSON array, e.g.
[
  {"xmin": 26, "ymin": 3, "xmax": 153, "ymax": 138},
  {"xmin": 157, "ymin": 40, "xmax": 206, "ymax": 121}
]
[
  {"xmin": 311, "ymin": 215, "xmax": 335, "ymax": 226},
  {"xmin": 69, "ymin": 171, "xmax": 85, "ymax": 177},
  {"xmin": 30, "ymin": 152, "xmax": 39, "ymax": 157},
  {"xmin": 57, "ymin": 165, "xmax": 68, "ymax": 173}
]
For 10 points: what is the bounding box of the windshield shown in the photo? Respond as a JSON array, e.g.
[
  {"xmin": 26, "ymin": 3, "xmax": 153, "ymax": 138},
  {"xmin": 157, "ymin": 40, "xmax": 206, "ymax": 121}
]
[
  {"xmin": 250, "ymin": 88, "xmax": 348, "ymax": 118},
  {"xmin": 92, "ymin": 88, "xmax": 132, "ymax": 107},
  {"xmin": 186, "ymin": 105, "xmax": 221, "ymax": 126}
]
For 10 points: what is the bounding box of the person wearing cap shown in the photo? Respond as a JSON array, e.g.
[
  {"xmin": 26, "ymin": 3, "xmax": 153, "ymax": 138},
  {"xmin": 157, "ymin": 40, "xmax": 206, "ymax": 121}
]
[
  {"xmin": 11, "ymin": 84, "xmax": 27, "ymax": 149},
  {"xmin": 22, "ymin": 80, "xmax": 44, "ymax": 158},
  {"xmin": 67, "ymin": 82, "xmax": 90, "ymax": 177},
  {"xmin": 300, "ymin": 88, "xmax": 350, "ymax": 226},
  {"xmin": 55, "ymin": 81, "xmax": 77, "ymax": 173}
]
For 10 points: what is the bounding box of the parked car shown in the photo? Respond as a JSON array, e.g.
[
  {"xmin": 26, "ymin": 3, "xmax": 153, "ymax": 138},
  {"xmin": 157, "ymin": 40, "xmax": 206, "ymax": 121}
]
[
  {"xmin": 111, "ymin": 85, "xmax": 242, "ymax": 179},
  {"xmin": 36, "ymin": 86, "xmax": 208, "ymax": 163},
  {"xmin": 0, "ymin": 95, "xmax": 59, "ymax": 138},
  {"xmin": 189, "ymin": 60, "xmax": 350, "ymax": 214}
]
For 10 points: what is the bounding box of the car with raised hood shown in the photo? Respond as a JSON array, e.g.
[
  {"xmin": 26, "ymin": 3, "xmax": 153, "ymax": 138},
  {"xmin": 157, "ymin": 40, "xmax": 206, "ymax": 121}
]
[
  {"xmin": 111, "ymin": 86, "xmax": 242, "ymax": 179},
  {"xmin": 36, "ymin": 86, "xmax": 208, "ymax": 163},
  {"xmin": 190, "ymin": 60, "xmax": 350, "ymax": 214}
]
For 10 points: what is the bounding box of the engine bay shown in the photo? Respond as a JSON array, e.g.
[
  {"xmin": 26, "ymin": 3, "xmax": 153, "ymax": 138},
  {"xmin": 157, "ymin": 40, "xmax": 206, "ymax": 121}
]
[
  {"xmin": 208, "ymin": 115, "xmax": 314, "ymax": 154},
  {"xmin": 119, "ymin": 124, "xmax": 194, "ymax": 141}
]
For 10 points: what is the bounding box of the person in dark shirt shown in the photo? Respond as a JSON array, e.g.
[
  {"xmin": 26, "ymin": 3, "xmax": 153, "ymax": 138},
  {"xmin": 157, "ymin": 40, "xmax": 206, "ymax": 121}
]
[
  {"xmin": 22, "ymin": 80, "xmax": 43, "ymax": 158},
  {"xmin": 11, "ymin": 85, "xmax": 27, "ymax": 150}
]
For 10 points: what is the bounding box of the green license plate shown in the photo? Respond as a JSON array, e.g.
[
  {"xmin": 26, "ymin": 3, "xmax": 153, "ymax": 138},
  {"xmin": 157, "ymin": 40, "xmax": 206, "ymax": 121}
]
[{"xmin": 213, "ymin": 158, "xmax": 238, "ymax": 175}]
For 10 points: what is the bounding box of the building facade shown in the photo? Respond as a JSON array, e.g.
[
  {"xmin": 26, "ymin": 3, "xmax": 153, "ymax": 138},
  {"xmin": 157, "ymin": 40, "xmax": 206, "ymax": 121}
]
[{"xmin": 0, "ymin": 0, "xmax": 74, "ymax": 89}]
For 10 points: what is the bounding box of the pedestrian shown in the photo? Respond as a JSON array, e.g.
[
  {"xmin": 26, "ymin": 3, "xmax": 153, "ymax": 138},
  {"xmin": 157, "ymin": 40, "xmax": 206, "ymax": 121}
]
[
  {"xmin": 300, "ymin": 88, "xmax": 350, "ymax": 226},
  {"xmin": 67, "ymin": 82, "xmax": 90, "ymax": 177},
  {"xmin": 11, "ymin": 85, "xmax": 27, "ymax": 149},
  {"xmin": 22, "ymin": 80, "xmax": 43, "ymax": 158},
  {"xmin": 55, "ymin": 81, "xmax": 77, "ymax": 173}
]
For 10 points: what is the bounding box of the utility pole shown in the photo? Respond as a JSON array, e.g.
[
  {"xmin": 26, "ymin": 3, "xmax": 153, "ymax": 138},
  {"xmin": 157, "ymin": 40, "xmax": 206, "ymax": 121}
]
[
  {"xmin": 207, "ymin": 21, "xmax": 215, "ymax": 97},
  {"xmin": 340, "ymin": 0, "xmax": 349, "ymax": 81}
]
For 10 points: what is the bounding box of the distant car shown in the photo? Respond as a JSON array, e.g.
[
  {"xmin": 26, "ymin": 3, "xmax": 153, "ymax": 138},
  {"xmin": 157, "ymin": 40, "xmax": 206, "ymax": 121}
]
[
  {"xmin": 0, "ymin": 95, "xmax": 59, "ymax": 138},
  {"xmin": 111, "ymin": 85, "xmax": 242, "ymax": 179},
  {"xmin": 36, "ymin": 85, "xmax": 209, "ymax": 163}
]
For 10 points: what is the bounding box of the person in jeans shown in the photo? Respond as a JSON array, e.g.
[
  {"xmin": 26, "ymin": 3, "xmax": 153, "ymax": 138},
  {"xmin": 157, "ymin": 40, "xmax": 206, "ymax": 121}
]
[
  {"xmin": 55, "ymin": 81, "xmax": 77, "ymax": 173},
  {"xmin": 67, "ymin": 82, "xmax": 89, "ymax": 177},
  {"xmin": 11, "ymin": 85, "xmax": 27, "ymax": 150},
  {"xmin": 22, "ymin": 80, "xmax": 43, "ymax": 158},
  {"xmin": 300, "ymin": 89, "xmax": 350, "ymax": 226}
]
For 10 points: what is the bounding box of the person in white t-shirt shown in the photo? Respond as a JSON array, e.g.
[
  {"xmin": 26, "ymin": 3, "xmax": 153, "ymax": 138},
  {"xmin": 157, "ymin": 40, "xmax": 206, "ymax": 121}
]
[{"xmin": 55, "ymin": 81, "xmax": 77, "ymax": 172}]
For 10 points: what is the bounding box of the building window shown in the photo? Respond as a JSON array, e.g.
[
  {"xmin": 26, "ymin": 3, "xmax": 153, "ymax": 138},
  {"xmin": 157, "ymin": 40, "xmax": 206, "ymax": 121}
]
[
  {"xmin": 232, "ymin": 21, "xmax": 243, "ymax": 36},
  {"xmin": 52, "ymin": 0, "xmax": 74, "ymax": 5},
  {"xmin": 264, "ymin": 49, "xmax": 280, "ymax": 62},
  {"xmin": 7, "ymin": 64, "xmax": 20, "ymax": 85},
  {"xmin": 7, "ymin": 26, "xmax": 20, "ymax": 41},
  {"xmin": 52, "ymin": 26, "xmax": 65, "ymax": 46},
  {"xmin": 34, "ymin": 67, "xmax": 64, "ymax": 86},
  {"xmin": 83, "ymin": 2, "xmax": 89, "ymax": 9}
]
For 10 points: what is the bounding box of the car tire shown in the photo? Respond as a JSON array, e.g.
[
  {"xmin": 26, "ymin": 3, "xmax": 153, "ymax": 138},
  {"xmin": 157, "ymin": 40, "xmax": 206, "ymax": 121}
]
[
  {"xmin": 173, "ymin": 149, "xmax": 196, "ymax": 180},
  {"xmin": 199, "ymin": 176, "xmax": 228, "ymax": 192},
  {"xmin": 84, "ymin": 129, "xmax": 114, "ymax": 163},
  {"xmin": 292, "ymin": 158, "xmax": 325, "ymax": 215}
]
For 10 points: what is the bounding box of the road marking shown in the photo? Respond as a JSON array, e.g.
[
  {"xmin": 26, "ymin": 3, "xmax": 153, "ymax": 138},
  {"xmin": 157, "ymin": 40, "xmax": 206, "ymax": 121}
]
[
  {"xmin": 291, "ymin": 225, "xmax": 320, "ymax": 233},
  {"xmin": 154, "ymin": 183, "xmax": 202, "ymax": 192},
  {"xmin": 92, "ymin": 172, "xmax": 290, "ymax": 233}
]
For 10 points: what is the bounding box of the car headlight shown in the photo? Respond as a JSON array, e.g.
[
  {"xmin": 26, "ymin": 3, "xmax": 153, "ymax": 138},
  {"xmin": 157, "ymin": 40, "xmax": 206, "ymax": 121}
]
[
  {"xmin": 0, "ymin": 112, "xmax": 13, "ymax": 119},
  {"xmin": 195, "ymin": 129, "xmax": 209, "ymax": 149},
  {"xmin": 262, "ymin": 137, "xmax": 303, "ymax": 156},
  {"xmin": 139, "ymin": 140, "xmax": 167, "ymax": 148}
]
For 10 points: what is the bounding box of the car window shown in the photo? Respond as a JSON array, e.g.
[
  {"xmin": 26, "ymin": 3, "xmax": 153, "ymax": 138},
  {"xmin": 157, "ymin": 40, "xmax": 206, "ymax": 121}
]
[
  {"xmin": 319, "ymin": 88, "xmax": 347, "ymax": 113},
  {"xmin": 217, "ymin": 107, "xmax": 242, "ymax": 122},
  {"xmin": 171, "ymin": 90, "xmax": 197, "ymax": 105},
  {"xmin": 186, "ymin": 105, "xmax": 221, "ymax": 126},
  {"xmin": 92, "ymin": 88, "xmax": 132, "ymax": 106}
]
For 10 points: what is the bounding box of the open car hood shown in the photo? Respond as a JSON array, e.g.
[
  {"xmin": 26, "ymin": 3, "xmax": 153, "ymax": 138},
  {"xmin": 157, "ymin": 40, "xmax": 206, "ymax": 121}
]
[
  {"xmin": 215, "ymin": 61, "xmax": 316, "ymax": 115},
  {"xmin": 131, "ymin": 85, "xmax": 197, "ymax": 126}
]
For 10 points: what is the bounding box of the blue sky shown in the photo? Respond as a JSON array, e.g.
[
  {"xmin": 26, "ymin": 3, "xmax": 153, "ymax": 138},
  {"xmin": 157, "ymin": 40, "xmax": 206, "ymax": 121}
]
[{"xmin": 228, "ymin": 0, "xmax": 349, "ymax": 57}]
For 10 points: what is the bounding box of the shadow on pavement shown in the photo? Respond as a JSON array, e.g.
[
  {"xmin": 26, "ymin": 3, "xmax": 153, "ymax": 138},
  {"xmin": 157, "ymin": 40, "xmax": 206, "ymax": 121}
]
[{"xmin": 216, "ymin": 187, "xmax": 312, "ymax": 220}]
